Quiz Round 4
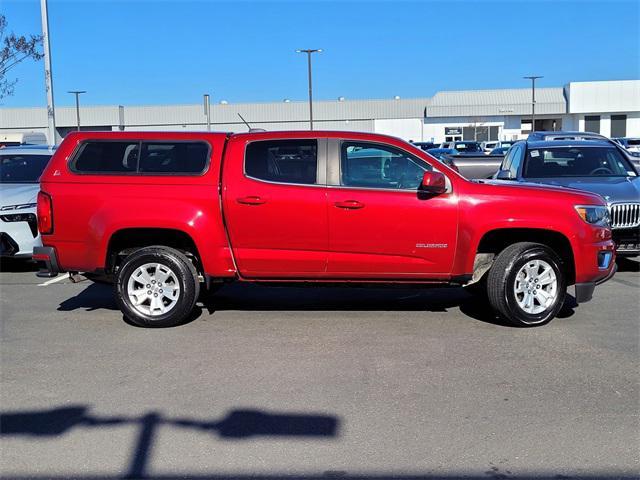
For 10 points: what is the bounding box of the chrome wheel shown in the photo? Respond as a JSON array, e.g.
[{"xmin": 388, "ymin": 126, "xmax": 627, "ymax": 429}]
[
  {"xmin": 127, "ymin": 263, "xmax": 181, "ymax": 316},
  {"xmin": 513, "ymin": 259, "xmax": 558, "ymax": 315}
]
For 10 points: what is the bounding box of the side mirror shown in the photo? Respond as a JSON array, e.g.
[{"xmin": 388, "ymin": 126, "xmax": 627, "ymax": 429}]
[
  {"xmin": 495, "ymin": 169, "xmax": 513, "ymax": 180},
  {"xmin": 420, "ymin": 171, "xmax": 447, "ymax": 194}
]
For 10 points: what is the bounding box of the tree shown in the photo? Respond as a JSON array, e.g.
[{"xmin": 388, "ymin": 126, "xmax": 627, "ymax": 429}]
[{"xmin": 0, "ymin": 14, "xmax": 43, "ymax": 99}]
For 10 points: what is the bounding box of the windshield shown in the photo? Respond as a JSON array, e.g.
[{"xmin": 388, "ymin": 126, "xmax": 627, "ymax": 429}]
[
  {"xmin": 626, "ymin": 139, "xmax": 640, "ymax": 146},
  {"xmin": 523, "ymin": 146, "xmax": 636, "ymax": 178},
  {"xmin": 454, "ymin": 142, "xmax": 482, "ymax": 152},
  {"xmin": 0, "ymin": 154, "xmax": 52, "ymax": 183}
]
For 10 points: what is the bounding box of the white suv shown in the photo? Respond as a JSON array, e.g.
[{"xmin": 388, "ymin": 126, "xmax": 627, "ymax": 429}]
[{"xmin": 0, "ymin": 146, "xmax": 54, "ymax": 258}]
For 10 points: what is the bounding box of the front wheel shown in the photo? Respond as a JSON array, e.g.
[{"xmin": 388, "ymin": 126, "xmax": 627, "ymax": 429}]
[
  {"xmin": 115, "ymin": 246, "xmax": 200, "ymax": 327},
  {"xmin": 487, "ymin": 242, "xmax": 566, "ymax": 327}
]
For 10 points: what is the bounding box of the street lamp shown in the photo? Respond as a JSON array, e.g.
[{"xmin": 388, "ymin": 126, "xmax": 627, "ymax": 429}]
[
  {"xmin": 296, "ymin": 49, "xmax": 322, "ymax": 130},
  {"xmin": 523, "ymin": 76, "xmax": 543, "ymax": 132},
  {"xmin": 68, "ymin": 90, "xmax": 86, "ymax": 131}
]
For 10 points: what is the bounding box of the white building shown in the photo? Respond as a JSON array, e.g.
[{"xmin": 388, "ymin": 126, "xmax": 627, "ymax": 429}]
[{"xmin": 1, "ymin": 79, "xmax": 638, "ymax": 144}]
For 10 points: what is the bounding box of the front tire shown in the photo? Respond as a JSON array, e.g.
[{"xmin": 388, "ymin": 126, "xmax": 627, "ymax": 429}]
[
  {"xmin": 487, "ymin": 242, "xmax": 566, "ymax": 327},
  {"xmin": 115, "ymin": 246, "xmax": 200, "ymax": 327}
]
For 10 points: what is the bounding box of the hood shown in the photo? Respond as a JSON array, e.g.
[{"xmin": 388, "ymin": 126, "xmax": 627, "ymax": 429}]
[
  {"xmin": 0, "ymin": 183, "xmax": 39, "ymax": 208},
  {"xmin": 524, "ymin": 176, "xmax": 640, "ymax": 204}
]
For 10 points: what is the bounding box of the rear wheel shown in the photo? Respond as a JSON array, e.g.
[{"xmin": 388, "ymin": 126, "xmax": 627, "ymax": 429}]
[
  {"xmin": 487, "ymin": 242, "xmax": 566, "ymax": 327},
  {"xmin": 115, "ymin": 246, "xmax": 200, "ymax": 327}
]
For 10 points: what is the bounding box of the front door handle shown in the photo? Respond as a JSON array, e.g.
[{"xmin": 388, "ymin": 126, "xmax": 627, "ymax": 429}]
[
  {"xmin": 237, "ymin": 196, "xmax": 266, "ymax": 205},
  {"xmin": 334, "ymin": 200, "xmax": 364, "ymax": 210}
]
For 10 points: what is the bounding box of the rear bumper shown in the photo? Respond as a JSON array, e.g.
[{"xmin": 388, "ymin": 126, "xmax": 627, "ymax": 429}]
[{"xmin": 32, "ymin": 246, "xmax": 62, "ymax": 278}]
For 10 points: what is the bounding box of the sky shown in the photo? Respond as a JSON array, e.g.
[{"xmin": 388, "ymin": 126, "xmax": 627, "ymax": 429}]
[{"xmin": 1, "ymin": 0, "xmax": 639, "ymax": 108}]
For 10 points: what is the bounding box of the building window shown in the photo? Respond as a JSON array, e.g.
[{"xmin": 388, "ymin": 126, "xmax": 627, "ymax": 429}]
[
  {"xmin": 611, "ymin": 115, "xmax": 627, "ymax": 138},
  {"xmin": 585, "ymin": 115, "xmax": 601, "ymax": 134}
]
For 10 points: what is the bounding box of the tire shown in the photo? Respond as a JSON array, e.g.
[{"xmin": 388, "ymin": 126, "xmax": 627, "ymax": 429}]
[
  {"xmin": 115, "ymin": 246, "xmax": 200, "ymax": 327},
  {"xmin": 487, "ymin": 242, "xmax": 566, "ymax": 327}
]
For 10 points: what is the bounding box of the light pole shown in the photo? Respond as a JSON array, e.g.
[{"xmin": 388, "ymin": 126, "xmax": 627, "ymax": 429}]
[
  {"xmin": 523, "ymin": 76, "xmax": 543, "ymax": 132},
  {"xmin": 68, "ymin": 90, "xmax": 86, "ymax": 131},
  {"xmin": 296, "ymin": 49, "xmax": 322, "ymax": 130},
  {"xmin": 40, "ymin": 0, "xmax": 56, "ymax": 145},
  {"xmin": 203, "ymin": 94, "xmax": 211, "ymax": 131}
]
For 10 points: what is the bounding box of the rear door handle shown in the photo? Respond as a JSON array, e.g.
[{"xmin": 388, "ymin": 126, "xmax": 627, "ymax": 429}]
[
  {"xmin": 334, "ymin": 200, "xmax": 365, "ymax": 210},
  {"xmin": 237, "ymin": 196, "xmax": 267, "ymax": 205}
]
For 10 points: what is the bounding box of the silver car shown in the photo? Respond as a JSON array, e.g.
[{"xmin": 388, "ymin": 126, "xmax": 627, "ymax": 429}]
[{"xmin": 0, "ymin": 146, "xmax": 54, "ymax": 258}]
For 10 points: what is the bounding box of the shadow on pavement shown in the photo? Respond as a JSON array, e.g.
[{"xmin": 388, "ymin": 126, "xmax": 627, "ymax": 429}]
[
  {"xmin": 0, "ymin": 257, "xmax": 38, "ymax": 273},
  {"xmin": 1, "ymin": 405, "xmax": 338, "ymax": 479},
  {"xmin": 57, "ymin": 281, "xmax": 579, "ymax": 328},
  {"xmin": 1, "ymin": 405, "xmax": 634, "ymax": 480},
  {"xmin": 616, "ymin": 257, "xmax": 639, "ymax": 273}
]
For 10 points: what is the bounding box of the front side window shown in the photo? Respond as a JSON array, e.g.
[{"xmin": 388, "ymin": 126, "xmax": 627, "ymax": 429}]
[
  {"xmin": 509, "ymin": 144, "xmax": 524, "ymax": 178},
  {"xmin": 341, "ymin": 142, "xmax": 431, "ymax": 190},
  {"xmin": 523, "ymin": 146, "xmax": 636, "ymax": 178},
  {"xmin": 0, "ymin": 154, "xmax": 52, "ymax": 183},
  {"xmin": 245, "ymin": 139, "xmax": 318, "ymax": 185}
]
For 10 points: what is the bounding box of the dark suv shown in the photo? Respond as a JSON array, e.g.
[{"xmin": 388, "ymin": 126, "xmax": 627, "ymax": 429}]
[{"xmin": 494, "ymin": 138, "xmax": 640, "ymax": 256}]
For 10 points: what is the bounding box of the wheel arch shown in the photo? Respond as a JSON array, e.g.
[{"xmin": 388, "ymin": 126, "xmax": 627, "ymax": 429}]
[
  {"xmin": 475, "ymin": 228, "xmax": 576, "ymax": 285},
  {"xmin": 105, "ymin": 227, "xmax": 203, "ymax": 274}
]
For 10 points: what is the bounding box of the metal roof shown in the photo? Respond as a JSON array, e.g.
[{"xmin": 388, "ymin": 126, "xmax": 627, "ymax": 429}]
[
  {"xmin": 0, "ymin": 98, "xmax": 430, "ymax": 130},
  {"xmin": 427, "ymin": 87, "xmax": 566, "ymax": 117}
]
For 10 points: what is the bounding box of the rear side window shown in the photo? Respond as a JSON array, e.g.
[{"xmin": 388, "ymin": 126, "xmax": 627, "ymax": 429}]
[
  {"xmin": 245, "ymin": 139, "xmax": 317, "ymax": 185},
  {"xmin": 73, "ymin": 141, "xmax": 140, "ymax": 173},
  {"xmin": 71, "ymin": 141, "xmax": 209, "ymax": 174}
]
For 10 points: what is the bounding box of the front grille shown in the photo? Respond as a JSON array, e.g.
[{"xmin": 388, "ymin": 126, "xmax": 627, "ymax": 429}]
[{"xmin": 609, "ymin": 203, "xmax": 640, "ymax": 229}]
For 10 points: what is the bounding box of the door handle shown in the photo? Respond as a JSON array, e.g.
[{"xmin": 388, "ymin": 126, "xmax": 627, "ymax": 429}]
[
  {"xmin": 334, "ymin": 200, "xmax": 364, "ymax": 210},
  {"xmin": 237, "ymin": 196, "xmax": 266, "ymax": 205}
]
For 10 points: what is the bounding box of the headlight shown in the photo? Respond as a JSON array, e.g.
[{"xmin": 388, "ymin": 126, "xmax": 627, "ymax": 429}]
[{"xmin": 575, "ymin": 205, "xmax": 610, "ymax": 227}]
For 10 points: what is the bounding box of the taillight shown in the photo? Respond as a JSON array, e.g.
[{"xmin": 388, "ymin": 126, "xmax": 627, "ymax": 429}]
[{"xmin": 37, "ymin": 191, "xmax": 53, "ymax": 234}]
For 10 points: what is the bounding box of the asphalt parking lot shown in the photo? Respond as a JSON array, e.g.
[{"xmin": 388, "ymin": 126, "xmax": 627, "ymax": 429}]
[{"xmin": 0, "ymin": 258, "xmax": 638, "ymax": 480}]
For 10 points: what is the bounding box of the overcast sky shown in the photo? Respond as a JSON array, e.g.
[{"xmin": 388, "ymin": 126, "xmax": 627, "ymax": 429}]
[{"xmin": 2, "ymin": 0, "xmax": 639, "ymax": 108}]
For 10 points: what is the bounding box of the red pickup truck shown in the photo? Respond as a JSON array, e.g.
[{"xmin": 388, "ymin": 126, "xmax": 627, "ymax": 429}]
[{"xmin": 34, "ymin": 131, "xmax": 616, "ymax": 328}]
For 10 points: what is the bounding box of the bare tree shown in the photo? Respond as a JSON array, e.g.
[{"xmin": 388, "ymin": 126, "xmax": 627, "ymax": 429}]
[{"xmin": 0, "ymin": 14, "xmax": 43, "ymax": 99}]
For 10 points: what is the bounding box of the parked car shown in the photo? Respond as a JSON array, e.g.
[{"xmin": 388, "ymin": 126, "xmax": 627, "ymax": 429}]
[
  {"xmin": 425, "ymin": 148, "xmax": 460, "ymax": 172},
  {"xmin": 0, "ymin": 132, "xmax": 47, "ymax": 148},
  {"xmin": 440, "ymin": 141, "xmax": 483, "ymax": 155},
  {"xmin": 481, "ymin": 141, "xmax": 498, "ymax": 154},
  {"xmin": 35, "ymin": 131, "xmax": 615, "ymax": 328},
  {"xmin": 494, "ymin": 139, "xmax": 639, "ymax": 256},
  {"xmin": 612, "ymin": 137, "xmax": 640, "ymax": 157},
  {"xmin": 527, "ymin": 131, "xmax": 608, "ymax": 142},
  {"xmin": 412, "ymin": 141, "xmax": 438, "ymax": 151},
  {"xmin": 493, "ymin": 140, "xmax": 517, "ymax": 149},
  {"xmin": 0, "ymin": 146, "xmax": 54, "ymax": 257},
  {"xmin": 489, "ymin": 146, "xmax": 510, "ymax": 156}
]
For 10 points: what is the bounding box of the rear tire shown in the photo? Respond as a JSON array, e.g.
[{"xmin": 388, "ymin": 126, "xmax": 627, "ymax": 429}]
[
  {"xmin": 487, "ymin": 242, "xmax": 566, "ymax": 327},
  {"xmin": 115, "ymin": 246, "xmax": 200, "ymax": 327}
]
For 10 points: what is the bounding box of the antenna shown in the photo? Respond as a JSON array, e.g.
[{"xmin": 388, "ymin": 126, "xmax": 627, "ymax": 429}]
[
  {"xmin": 237, "ymin": 113, "xmax": 266, "ymax": 132},
  {"xmin": 238, "ymin": 113, "xmax": 251, "ymax": 130}
]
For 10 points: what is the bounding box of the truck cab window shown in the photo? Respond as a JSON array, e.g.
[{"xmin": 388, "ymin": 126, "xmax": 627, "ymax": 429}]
[
  {"xmin": 341, "ymin": 142, "xmax": 430, "ymax": 190},
  {"xmin": 138, "ymin": 142, "xmax": 209, "ymax": 173},
  {"xmin": 245, "ymin": 140, "xmax": 318, "ymax": 185}
]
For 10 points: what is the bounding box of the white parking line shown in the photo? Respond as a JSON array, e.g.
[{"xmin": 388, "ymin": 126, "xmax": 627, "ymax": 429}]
[{"xmin": 38, "ymin": 272, "xmax": 70, "ymax": 286}]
